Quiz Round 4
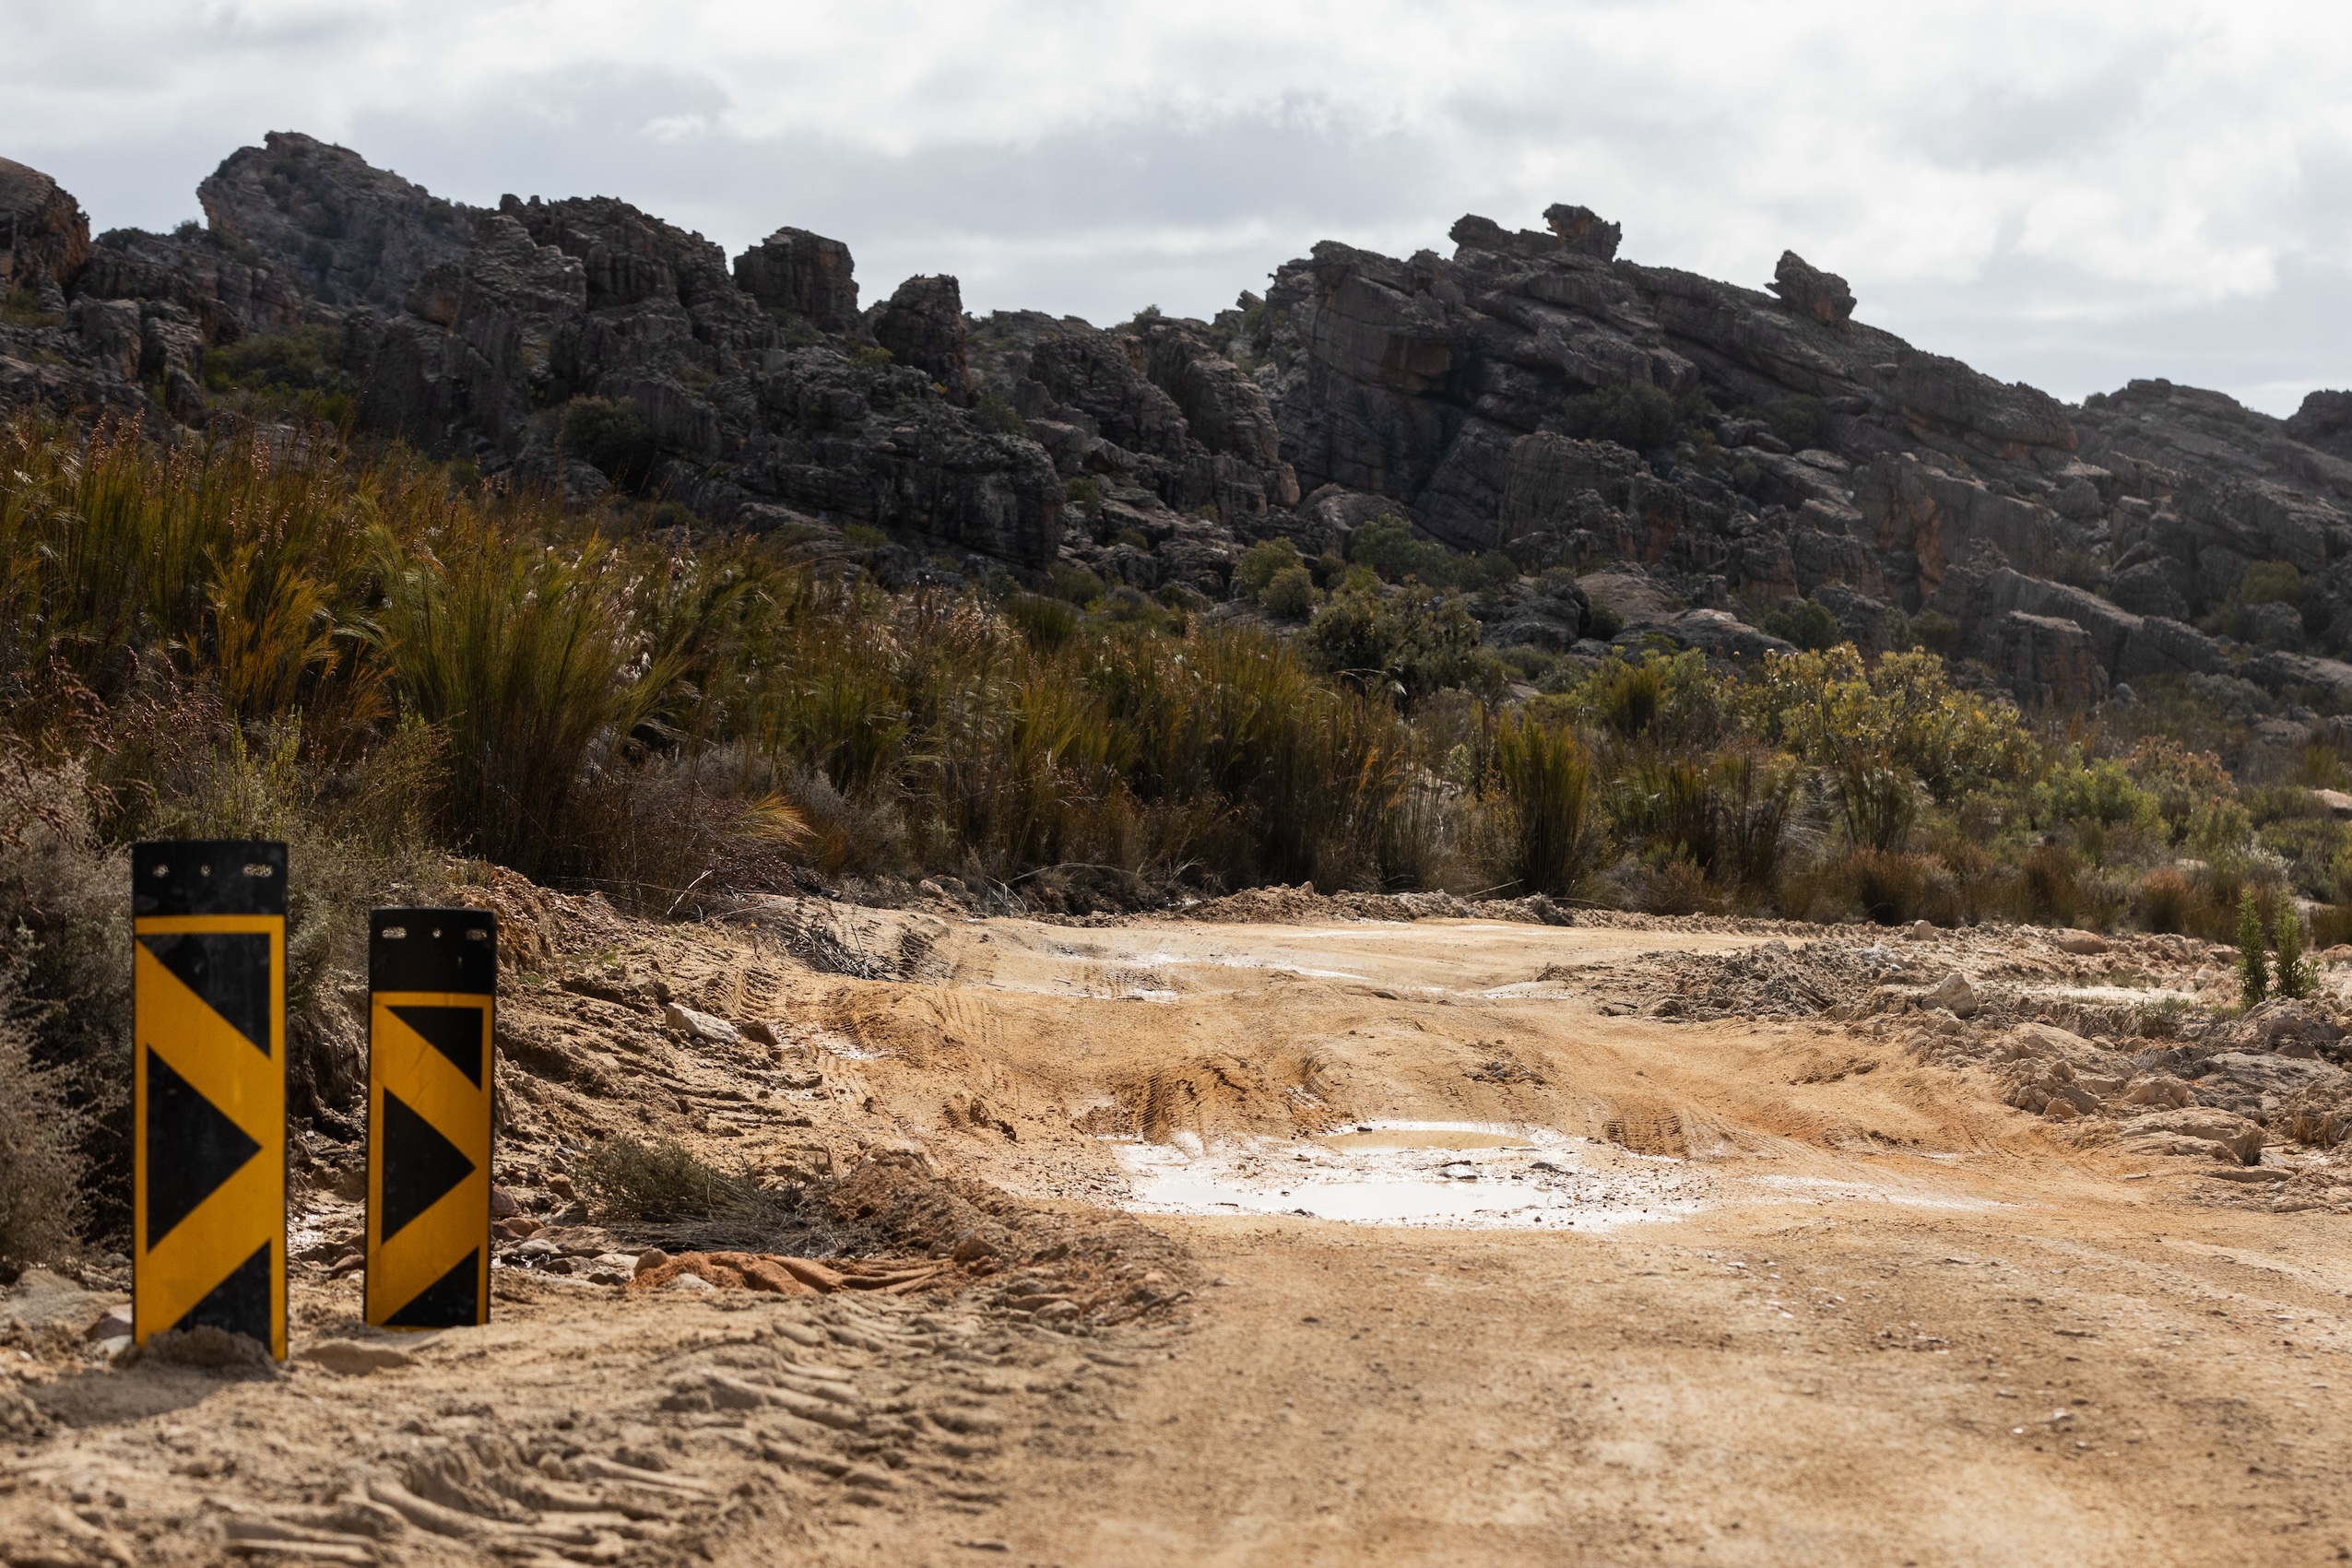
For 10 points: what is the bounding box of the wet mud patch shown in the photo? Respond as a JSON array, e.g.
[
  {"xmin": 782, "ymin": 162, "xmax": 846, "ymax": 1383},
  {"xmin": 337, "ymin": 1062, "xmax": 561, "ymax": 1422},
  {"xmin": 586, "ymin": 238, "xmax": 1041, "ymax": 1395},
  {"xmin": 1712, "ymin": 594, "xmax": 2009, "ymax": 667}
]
[{"xmin": 1114, "ymin": 1123, "xmax": 1716, "ymax": 1231}]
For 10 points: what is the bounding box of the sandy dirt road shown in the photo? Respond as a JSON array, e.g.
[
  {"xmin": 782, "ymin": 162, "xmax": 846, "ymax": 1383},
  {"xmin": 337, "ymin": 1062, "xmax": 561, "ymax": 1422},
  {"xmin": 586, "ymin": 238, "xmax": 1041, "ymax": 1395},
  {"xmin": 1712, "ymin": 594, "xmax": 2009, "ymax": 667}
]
[{"xmin": 6, "ymin": 906, "xmax": 2348, "ymax": 1566}]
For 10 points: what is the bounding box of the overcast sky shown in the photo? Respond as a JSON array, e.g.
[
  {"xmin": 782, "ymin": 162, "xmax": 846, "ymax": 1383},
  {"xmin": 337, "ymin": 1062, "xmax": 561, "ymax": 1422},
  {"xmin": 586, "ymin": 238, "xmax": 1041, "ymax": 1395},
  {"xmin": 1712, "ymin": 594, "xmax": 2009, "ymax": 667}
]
[{"xmin": 6, "ymin": 1, "xmax": 2348, "ymax": 415}]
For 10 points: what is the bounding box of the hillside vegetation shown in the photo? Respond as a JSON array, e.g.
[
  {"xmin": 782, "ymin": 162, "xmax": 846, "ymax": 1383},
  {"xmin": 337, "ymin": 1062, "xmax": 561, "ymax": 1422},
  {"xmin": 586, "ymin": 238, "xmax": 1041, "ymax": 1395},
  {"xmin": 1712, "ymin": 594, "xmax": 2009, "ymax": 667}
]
[{"xmin": 5, "ymin": 409, "xmax": 2352, "ymax": 1256}]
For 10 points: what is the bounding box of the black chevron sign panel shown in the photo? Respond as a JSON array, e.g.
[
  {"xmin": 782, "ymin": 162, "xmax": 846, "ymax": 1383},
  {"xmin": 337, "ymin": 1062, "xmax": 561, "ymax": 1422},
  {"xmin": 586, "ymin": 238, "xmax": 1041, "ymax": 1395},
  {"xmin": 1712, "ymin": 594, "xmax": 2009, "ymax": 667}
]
[
  {"xmin": 132, "ymin": 841, "xmax": 287, "ymax": 1360},
  {"xmin": 379, "ymin": 1089, "xmax": 475, "ymax": 1241},
  {"xmin": 143, "ymin": 1049, "xmax": 262, "ymax": 1248},
  {"xmin": 367, "ymin": 908, "xmax": 497, "ymax": 1329},
  {"xmin": 388, "ymin": 1005, "xmax": 486, "ymax": 1088}
]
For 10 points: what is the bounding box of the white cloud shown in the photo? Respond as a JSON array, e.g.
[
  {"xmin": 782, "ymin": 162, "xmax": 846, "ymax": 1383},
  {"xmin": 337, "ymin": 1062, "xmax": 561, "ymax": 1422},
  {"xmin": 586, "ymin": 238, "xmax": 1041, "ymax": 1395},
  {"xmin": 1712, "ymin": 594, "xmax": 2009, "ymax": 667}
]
[{"xmin": 4, "ymin": 0, "xmax": 2350, "ymax": 410}]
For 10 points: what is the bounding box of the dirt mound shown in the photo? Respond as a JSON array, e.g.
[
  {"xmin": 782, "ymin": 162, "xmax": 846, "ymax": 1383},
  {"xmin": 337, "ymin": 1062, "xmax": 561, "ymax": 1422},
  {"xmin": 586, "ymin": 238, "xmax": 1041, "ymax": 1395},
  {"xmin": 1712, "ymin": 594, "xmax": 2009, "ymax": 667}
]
[
  {"xmin": 449, "ymin": 859, "xmax": 624, "ymax": 973},
  {"xmin": 1101, "ymin": 1051, "xmax": 1348, "ymax": 1142},
  {"xmin": 629, "ymin": 1250, "xmax": 951, "ymax": 1295},
  {"xmin": 1578, "ymin": 937, "xmax": 1895, "ymax": 1020}
]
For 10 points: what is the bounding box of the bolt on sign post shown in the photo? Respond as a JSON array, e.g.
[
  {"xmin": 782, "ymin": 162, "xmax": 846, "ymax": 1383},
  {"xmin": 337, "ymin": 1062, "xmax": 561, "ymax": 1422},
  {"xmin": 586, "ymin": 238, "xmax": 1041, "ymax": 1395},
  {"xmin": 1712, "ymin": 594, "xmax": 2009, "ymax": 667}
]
[
  {"xmin": 366, "ymin": 909, "xmax": 497, "ymax": 1329},
  {"xmin": 132, "ymin": 841, "xmax": 288, "ymax": 1359}
]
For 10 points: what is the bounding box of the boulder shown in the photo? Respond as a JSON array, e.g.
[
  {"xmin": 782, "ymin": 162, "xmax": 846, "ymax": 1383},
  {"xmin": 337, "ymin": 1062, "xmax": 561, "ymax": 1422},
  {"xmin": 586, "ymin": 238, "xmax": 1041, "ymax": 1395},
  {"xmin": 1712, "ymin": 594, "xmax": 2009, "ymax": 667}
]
[
  {"xmin": 2223, "ymin": 999, "xmax": 2344, "ymax": 1057},
  {"xmin": 1477, "ymin": 574, "xmax": 1590, "ymax": 652},
  {"xmin": 1859, "ymin": 455, "xmax": 2057, "ymax": 600},
  {"xmin": 2120, "ymin": 1074, "xmax": 2195, "ymax": 1110},
  {"xmin": 1924, "ymin": 972, "xmax": 1979, "ymax": 1018},
  {"xmin": 1768, "ymin": 251, "xmax": 1854, "ymax": 327},
  {"xmin": 2285, "ymin": 388, "xmax": 2352, "ymax": 462},
  {"xmin": 1140, "ymin": 324, "xmax": 1286, "ymax": 472},
  {"xmin": 2122, "ymin": 1106, "xmax": 2266, "ymax": 1164},
  {"xmin": 1809, "ymin": 583, "xmax": 1898, "ymax": 659},
  {"xmin": 871, "ymin": 274, "xmax": 971, "ymax": 403},
  {"xmin": 2106, "ymin": 560, "xmax": 2187, "ymax": 619},
  {"xmin": 664, "ymin": 1002, "xmax": 741, "ymax": 1045},
  {"xmin": 0, "ymin": 156, "xmax": 90, "ymax": 297},
  {"xmin": 1542, "ymin": 203, "xmax": 1623, "ymax": 260},
  {"xmin": 733, "ymin": 226, "xmax": 859, "ymax": 333}
]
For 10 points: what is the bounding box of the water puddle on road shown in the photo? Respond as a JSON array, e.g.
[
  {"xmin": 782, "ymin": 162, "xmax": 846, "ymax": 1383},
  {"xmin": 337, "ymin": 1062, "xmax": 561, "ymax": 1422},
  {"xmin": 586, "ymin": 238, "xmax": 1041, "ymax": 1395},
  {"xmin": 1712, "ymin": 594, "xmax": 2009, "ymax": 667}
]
[
  {"xmin": 1113, "ymin": 1121, "xmax": 1713, "ymax": 1231},
  {"xmin": 1317, "ymin": 1126, "xmax": 1534, "ymax": 1151}
]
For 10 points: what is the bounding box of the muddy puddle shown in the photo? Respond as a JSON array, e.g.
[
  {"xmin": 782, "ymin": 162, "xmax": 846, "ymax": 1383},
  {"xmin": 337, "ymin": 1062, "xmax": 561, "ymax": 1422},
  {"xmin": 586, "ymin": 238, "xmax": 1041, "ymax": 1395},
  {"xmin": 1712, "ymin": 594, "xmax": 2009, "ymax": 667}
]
[{"xmin": 1112, "ymin": 1121, "xmax": 1715, "ymax": 1231}]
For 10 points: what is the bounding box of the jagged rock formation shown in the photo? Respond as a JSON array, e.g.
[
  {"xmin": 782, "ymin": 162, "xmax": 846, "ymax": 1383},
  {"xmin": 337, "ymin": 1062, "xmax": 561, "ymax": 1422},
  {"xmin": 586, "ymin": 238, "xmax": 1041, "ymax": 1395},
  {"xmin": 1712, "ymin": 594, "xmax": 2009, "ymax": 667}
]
[
  {"xmin": 7, "ymin": 129, "xmax": 2352, "ymax": 710},
  {"xmin": 871, "ymin": 275, "xmax": 971, "ymax": 404},
  {"xmin": 963, "ymin": 309, "xmax": 1297, "ymax": 593},
  {"xmin": 734, "ymin": 227, "xmax": 859, "ymax": 335},
  {"xmin": 1, "ymin": 133, "xmax": 1064, "ymax": 568},
  {"xmin": 1243, "ymin": 212, "xmax": 2352, "ymax": 705}
]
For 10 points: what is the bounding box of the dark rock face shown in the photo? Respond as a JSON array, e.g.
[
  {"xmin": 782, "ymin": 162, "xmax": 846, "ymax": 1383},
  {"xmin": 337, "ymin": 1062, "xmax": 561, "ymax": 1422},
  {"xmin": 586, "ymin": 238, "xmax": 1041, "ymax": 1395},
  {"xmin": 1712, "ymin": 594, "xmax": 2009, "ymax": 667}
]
[
  {"xmin": 76, "ymin": 225, "xmax": 310, "ymax": 344},
  {"xmin": 2285, "ymin": 390, "xmax": 2352, "ymax": 461},
  {"xmin": 870, "ymin": 275, "xmax": 970, "ymax": 403},
  {"xmin": 964, "ymin": 308, "xmax": 1299, "ymax": 591},
  {"xmin": 734, "ymin": 227, "xmax": 859, "ymax": 334},
  {"xmin": 0, "ymin": 156, "xmax": 90, "ymax": 300},
  {"xmin": 198, "ymin": 132, "xmax": 478, "ymax": 312}
]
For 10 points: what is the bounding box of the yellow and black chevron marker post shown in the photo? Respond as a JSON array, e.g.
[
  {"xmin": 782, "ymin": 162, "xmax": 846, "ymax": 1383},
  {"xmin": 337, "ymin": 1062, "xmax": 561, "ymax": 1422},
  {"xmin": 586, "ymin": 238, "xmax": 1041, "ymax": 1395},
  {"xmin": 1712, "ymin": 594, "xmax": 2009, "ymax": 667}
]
[
  {"xmin": 366, "ymin": 908, "xmax": 497, "ymax": 1329},
  {"xmin": 132, "ymin": 841, "xmax": 288, "ymax": 1359}
]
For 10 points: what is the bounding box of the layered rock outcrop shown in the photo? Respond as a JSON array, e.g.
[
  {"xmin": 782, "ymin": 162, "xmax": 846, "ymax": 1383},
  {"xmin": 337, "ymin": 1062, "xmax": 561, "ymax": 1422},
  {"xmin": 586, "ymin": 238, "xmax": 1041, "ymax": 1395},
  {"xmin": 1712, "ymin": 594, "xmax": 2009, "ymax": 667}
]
[{"xmin": 10, "ymin": 129, "xmax": 2352, "ymax": 711}]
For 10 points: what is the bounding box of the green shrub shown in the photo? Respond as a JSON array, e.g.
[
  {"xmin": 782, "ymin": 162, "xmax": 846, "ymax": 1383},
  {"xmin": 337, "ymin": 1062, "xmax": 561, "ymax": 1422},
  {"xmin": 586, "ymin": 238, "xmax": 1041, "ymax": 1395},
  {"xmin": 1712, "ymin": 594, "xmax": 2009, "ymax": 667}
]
[
  {"xmin": 2241, "ymin": 560, "xmax": 2303, "ymax": 607},
  {"xmin": 2040, "ymin": 757, "xmax": 2159, "ymax": 834},
  {"xmin": 1349, "ymin": 514, "xmax": 1452, "ymax": 584},
  {"xmin": 1592, "ymin": 657, "xmax": 1664, "ymax": 740},
  {"xmin": 1762, "ymin": 597, "xmax": 1843, "ymax": 652},
  {"xmin": 2237, "ymin": 888, "xmax": 2270, "ymax": 1006},
  {"xmin": 1846, "ymin": 849, "xmax": 1944, "ymax": 926},
  {"xmin": 559, "ymin": 396, "xmax": 658, "ymax": 489},
  {"xmin": 1583, "ymin": 595, "xmax": 1624, "ymax": 642},
  {"xmin": 1064, "ymin": 475, "xmax": 1104, "ymax": 511},
  {"xmin": 2021, "ymin": 843, "xmax": 2086, "ymax": 927},
  {"xmin": 1613, "ymin": 752, "xmax": 1799, "ymax": 901},
  {"xmin": 1909, "ymin": 609, "xmax": 1960, "ymax": 654},
  {"xmin": 2276, "ymin": 903, "xmax": 2314, "ymax": 999},
  {"xmin": 1046, "ymin": 562, "xmax": 1105, "ymax": 606},
  {"xmin": 197, "ymin": 319, "xmax": 345, "ymax": 399},
  {"xmin": 1345, "ymin": 514, "xmax": 1516, "ymax": 593},
  {"xmin": 1306, "ymin": 584, "xmax": 1490, "ymax": 702},
  {"xmin": 1491, "ymin": 713, "xmax": 1596, "ymax": 897},
  {"xmin": 1260, "ymin": 566, "xmax": 1317, "ymax": 619},
  {"xmin": 1562, "ymin": 383, "xmax": 1682, "ymax": 451},
  {"xmin": 974, "ymin": 391, "xmax": 1028, "ymax": 435},
  {"xmin": 0, "ymin": 286, "xmax": 61, "ymax": 329},
  {"xmin": 1755, "ymin": 395, "xmax": 1830, "ymax": 452},
  {"xmin": 1235, "ymin": 537, "xmax": 1301, "ymax": 597}
]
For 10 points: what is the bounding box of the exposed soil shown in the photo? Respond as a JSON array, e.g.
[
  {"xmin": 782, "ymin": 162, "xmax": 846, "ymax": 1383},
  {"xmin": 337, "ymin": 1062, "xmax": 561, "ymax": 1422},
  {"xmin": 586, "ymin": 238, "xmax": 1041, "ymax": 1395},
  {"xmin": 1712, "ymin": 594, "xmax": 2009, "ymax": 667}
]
[{"xmin": 8, "ymin": 895, "xmax": 2352, "ymax": 1565}]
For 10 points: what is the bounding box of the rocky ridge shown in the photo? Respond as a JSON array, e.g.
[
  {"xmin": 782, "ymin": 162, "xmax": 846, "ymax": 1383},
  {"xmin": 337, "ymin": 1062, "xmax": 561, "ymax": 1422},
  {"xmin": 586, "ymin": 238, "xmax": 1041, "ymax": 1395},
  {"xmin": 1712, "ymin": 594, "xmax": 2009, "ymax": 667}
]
[{"xmin": 8, "ymin": 134, "xmax": 2352, "ymax": 707}]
